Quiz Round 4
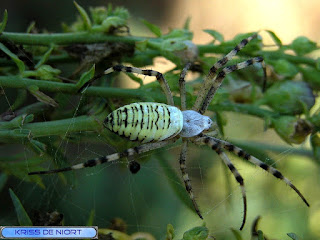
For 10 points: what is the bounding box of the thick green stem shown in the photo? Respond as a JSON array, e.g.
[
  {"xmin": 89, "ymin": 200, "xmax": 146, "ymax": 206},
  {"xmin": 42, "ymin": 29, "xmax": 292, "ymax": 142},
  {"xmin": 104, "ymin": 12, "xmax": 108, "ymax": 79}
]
[
  {"xmin": 0, "ymin": 115, "xmax": 103, "ymax": 142},
  {"xmin": 22, "ymin": 115, "xmax": 101, "ymax": 137},
  {"xmin": 0, "ymin": 76, "xmax": 151, "ymax": 100},
  {"xmin": 0, "ymin": 32, "xmax": 150, "ymax": 46},
  {"xmin": 231, "ymin": 140, "xmax": 313, "ymax": 158}
]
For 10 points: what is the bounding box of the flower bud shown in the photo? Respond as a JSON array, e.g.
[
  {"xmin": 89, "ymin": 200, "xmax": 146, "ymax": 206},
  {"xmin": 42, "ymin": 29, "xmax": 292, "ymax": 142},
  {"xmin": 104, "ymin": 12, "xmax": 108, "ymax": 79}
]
[
  {"xmin": 161, "ymin": 39, "xmax": 198, "ymax": 65},
  {"xmin": 273, "ymin": 116, "xmax": 313, "ymax": 144},
  {"xmin": 260, "ymin": 81, "xmax": 315, "ymax": 114}
]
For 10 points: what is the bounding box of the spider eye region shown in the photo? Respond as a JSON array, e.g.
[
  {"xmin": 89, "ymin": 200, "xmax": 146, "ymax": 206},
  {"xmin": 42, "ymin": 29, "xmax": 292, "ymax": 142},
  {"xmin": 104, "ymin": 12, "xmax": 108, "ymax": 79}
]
[{"xmin": 180, "ymin": 110, "xmax": 213, "ymax": 137}]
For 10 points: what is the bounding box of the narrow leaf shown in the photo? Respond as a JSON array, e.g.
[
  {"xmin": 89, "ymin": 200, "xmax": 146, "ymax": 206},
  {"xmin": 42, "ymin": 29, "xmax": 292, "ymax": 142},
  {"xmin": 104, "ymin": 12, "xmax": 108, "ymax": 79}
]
[
  {"xmin": 35, "ymin": 45, "xmax": 55, "ymax": 68},
  {"xmin": 28, "ymin": 85, "xmax": 59, "ymax": 107},
  {"xmin": 76, "ymin": 64, "xmax": 96, "ymax": 90},
  {"xmin": 0, "ymin": 42, "xmax": 25, "ymax": 73},
  {"xmin": 28, "ymin": 139, "xmax": 47, "ymax": 156},
  {"xmin": 265, "ymin": 30, "xmax": 282, "ymax": 46},
  {"xmin": 74, "ymin": 1, "xmax": 92, "ymax": 31},
  {"xmin": 230, "ymin": 229, "xmax": 243, "ymax": 240},
  {"xmin": 86, "ymin": 209, "xmax": 95, "ymax": 226},
  {"xmin": 141, "ymin": 19, "xmax": 162, "ymax": 37},
  {"xmin": 0, "ymin": 9, "xmax": 8, "ymax": 33},
  {"xmin": 183, "ymin": 17, "xmax": 191, "ymax": 30},
  {"xmin": 203, "ymin": 29, "xmax": 224, "ymax": 42},
  {"xmin": 26, "ymin": 21, "xmax": 36, "ymax": 33},
  {"xmin": 9, "ymin": 188, "xmax": 33, "ymax": 226}
]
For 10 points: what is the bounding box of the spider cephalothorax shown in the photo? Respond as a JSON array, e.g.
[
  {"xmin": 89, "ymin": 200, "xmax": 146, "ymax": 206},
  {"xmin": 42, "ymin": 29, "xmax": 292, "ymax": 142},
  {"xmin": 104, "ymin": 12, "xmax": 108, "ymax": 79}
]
[{"xmin": 29, "ymin": 34, "xmax": 309, "ymax": 230}]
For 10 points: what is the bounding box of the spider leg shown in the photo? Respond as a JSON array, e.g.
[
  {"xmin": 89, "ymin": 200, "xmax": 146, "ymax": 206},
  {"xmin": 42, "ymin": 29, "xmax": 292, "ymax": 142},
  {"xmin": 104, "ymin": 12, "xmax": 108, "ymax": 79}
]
[
  {"xmin": 199, "ymin": 57, "xmax": 266, "ymax": 114},
  {"xmin": 28, "ymin": 138, "xmax": 177, "ymax": 175},
  {"xmin": 78, "ymin": 65, "xmax": 174, "ymax": 105},
  {"xmin": 192, "ymin": 34, "xmax": 260, "ymax": 112},
  {"xmin": 105, "ymin": 65, "xmax": 174, "ymax": 106},
  {"xmin": 196, "ymin": 135, "xmax": 310, "ymax": 207},
  {"xmin": 192, "ymin": 136, "xmax": 247, "ymax": 230},
  {"xmin": 179, "ymin": 63, "xmax": 192, "ymax": 110},
  {"xmin": 179, "ymin": 140, "xmax": 203, "ymax": 219}
]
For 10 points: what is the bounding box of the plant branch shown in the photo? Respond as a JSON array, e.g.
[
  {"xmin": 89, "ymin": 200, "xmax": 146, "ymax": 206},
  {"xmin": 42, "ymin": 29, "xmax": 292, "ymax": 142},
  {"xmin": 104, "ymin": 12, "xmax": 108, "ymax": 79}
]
[
  {"xmin": 0, "ymin": 76, "xmax": 152, "ymax": 100},
  {"xmin": 0, "ymin": 32, "xmax": 151, "ymax": 46}
]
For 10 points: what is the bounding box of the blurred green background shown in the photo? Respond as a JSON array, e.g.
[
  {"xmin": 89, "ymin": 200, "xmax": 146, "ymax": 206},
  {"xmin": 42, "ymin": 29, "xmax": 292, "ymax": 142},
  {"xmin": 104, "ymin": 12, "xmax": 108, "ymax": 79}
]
[{"xmin": 0, "ymin": 1, "xmax": 319, "ymax": 239}]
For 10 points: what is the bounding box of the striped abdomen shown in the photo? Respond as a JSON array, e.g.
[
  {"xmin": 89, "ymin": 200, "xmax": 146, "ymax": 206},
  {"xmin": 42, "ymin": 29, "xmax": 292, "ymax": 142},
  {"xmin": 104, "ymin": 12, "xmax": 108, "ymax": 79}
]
[{"xmin": 104, "ymin": 102, "xmax": 183, "ymax": 143}]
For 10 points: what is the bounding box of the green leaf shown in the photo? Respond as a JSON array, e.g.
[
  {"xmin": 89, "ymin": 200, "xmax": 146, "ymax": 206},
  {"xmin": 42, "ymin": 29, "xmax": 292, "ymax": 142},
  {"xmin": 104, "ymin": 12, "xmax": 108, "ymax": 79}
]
[
  {"xmin": 141, "ymin": 19, "xmax": 162, "ymax": 37},
  {"xmin": 9, "ymin": 188, "xmax": 33, "ymax": 226},
  {"xmin": 272, "ymin": 59, "xmax": 298, "ymax": 78},
  {"xmin": 74, "ymin": 1, "xmax": 92, "ymax": 31},
  {"xmin": 0, "ymin": 114, "xmax": 34, "ymax": 130},
  {"xmin": 203, "ymin": 29, "xmax": 224, "ymax": 42},
  {"xmin": 290, "ymin": 36, "xmax": 317, "ymax": 56},
  {"xmin": 76, "ymin": 64, "xmax": 96, "ymax": 89},
  {"xmin": 0, "ymin": 42, "xmax": 25, "ymax": 73},
  {"xmin": 10, "ymin": 89, "xmax": 28, "ymax": 111},
  {"xmin": 86, "ymin": 209, "xmax": 95, "ymax": 226},
  {"xmin": 265, "ymin": 30, "xmax": 282, "ymax": 46},
  {"xmin": 300, "ymin": 66, "xmax": 320, "ymax": 90},
  {"xmin": 0, "ymin": 9, "xmax": 8, "ymax": 33},
  {"xmin": 35, "ymin": 45, "xmax": 55, "ymax": 68},
  {"xmin": 28, "ymin": 139, "xmax": 47, "ymax": 156},
  {"xmin": 135, "ymin": 40, "xmax": 148, "ymax": 52},
  {"xmin": 23, "ymin": 65, "xmax": 61, "ymax": 81},
  {"xmin": 257, "ymin": 230, "xmax": 264, "ymax": 240},
  {"xmin": 26, "ymin": 21, "xmax": 36, "ymax": 33},
  {"xmin": 287, "ymin": 233, "xmax": 300, "ymax": 240},
  {"xmin": 28, "ymin": 85, "xmax": 59, "ymax": 107},
  {"xmin": 183, "ymin": 17, "xmax": 191, "ymax": 30},
  {"xmin": 165, "ymin": 224, "xmax": 175, "ymax": 240},
  {"xmin": 182, "ymin": 226, "xmax": 209, "ymax": 240},
  {"xmin": 230, "ymin": 229, "xmax": 243, "ymax": 240}
]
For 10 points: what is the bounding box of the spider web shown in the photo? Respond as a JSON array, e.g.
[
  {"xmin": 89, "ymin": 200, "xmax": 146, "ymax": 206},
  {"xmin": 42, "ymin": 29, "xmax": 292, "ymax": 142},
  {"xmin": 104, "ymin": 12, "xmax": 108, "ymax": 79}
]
[{"xmin": 0, "ymin": 73, "xmax": 311, "ymax": 240}]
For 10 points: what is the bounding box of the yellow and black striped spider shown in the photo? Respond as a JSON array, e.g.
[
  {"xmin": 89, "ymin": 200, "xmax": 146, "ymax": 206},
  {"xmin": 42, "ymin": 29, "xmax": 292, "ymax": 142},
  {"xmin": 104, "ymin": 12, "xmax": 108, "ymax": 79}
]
[{"xmin": 28, "ymin": 34, "xmax": 309, "ymax": 230}]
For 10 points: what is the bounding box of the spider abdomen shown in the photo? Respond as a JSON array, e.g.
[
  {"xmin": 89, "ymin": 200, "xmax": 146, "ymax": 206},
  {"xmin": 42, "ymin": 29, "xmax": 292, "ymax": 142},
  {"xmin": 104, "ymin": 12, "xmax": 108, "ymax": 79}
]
[{"xmin": 104, "ymin": 102, "xmax": 183, "ymax": 143}]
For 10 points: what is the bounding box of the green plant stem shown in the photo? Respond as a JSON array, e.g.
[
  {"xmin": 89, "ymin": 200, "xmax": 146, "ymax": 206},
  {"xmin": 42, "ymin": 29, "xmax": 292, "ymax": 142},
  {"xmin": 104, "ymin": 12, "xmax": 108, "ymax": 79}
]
[
  {"xmin": 231, "ymin": 140, "xmax": 313, "ymax": 158},
  {"xmin": 22, "ymin": 115, "xmax": 101, "ymax": 137},
  {"xmin": 198, "ymin": 44, "xmax": 317, "ymax": 67},
  {"xmin": 0, "ymin": 76, "xmax": 150, "ymax": 100},
  {"xmin": 0, "ymin": 115, "xmax": 102, "ymax": 142},
  {"xmin": 0, "ymin": 32, "xmax": 150, "ymax": 46}
]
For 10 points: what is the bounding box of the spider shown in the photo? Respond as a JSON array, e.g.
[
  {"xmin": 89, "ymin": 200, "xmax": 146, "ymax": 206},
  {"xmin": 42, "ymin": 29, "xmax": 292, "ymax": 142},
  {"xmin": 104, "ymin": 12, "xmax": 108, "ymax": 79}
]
[{"xmin": 28, "ymin": 34, "xmax": 309, "ymax": 230}]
